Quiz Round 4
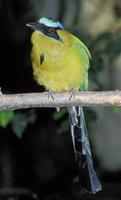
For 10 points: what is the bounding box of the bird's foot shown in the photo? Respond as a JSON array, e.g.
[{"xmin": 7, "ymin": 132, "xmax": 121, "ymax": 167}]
[
  {"xmin": 48, "ymin": 89, "xmax": 55, "ymax": 100},
  {"xmin": 0, "ymin": 87, "xmax": 2, "ymax": 96},
  {"xmin": 69, "ymin": 89, "xmax": 76, "ymax": 100},
  {"xmin": 47, "ymin": 89, "xmax": 60, "ymax": 111}
]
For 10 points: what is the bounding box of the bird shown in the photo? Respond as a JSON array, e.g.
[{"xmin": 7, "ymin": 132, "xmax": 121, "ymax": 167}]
[{"xmin": 27, "ymin": 17, "xmax": 102, "ymax": 193}]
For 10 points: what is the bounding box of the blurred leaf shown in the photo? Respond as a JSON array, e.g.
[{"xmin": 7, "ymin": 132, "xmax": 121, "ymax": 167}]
[
  {"xmin": 72, "ymin": 175, "xmax": 79, "ymax": 183},
  {"xmin": 92, "ymin": 32, "xmax": 111, "ymax": 45},
  {"xmin": 109, "ymin": 106, "xmax": 120, "ymax": 113},
  {"xmin": 26, "ymin": 110, "xmax": 36, "ymax": 123},
  {"xmin": 53, "ymin": 108, "xmax": 67, "ymax": 120},
  {"xmin": 11, "ymin": 110, "xmax": 36, "ymax": 138},
  {"xmin": 84, "ymin": 108, "xmax": 97, "ymax": 126},
  {"xmin": 57, "ymin": 119, "xmax": 69, "ymax": 135},
  {"xmin": 91, "ymin": 55, "xmax": 104, "ymax": 72},
  {"xmin": 106, "ymin": 34, "xmax": 121, "ymax": 60},
  {"xmin": 53, "ymin": 108, "xmax": 71, "ymax": 135},
  {"xmin": 0, "ymin": 110, "xmax": 14, "ymax": 128},
  {"xmin": 0, "ymin": 187, "xmax": 38, "ymax": 199},
  {"xmin": 12, "ymin": 113, "xmax": 27, "ymax": 138}
]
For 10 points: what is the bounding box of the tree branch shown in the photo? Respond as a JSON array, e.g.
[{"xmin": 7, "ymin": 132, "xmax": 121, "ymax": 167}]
[{"xmin": 0, "ymin": 91, "xmax": 121, "ymax": 111}]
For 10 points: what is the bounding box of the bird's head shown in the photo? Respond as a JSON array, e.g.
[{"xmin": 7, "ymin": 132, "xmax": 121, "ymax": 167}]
[{"xmin": 27, "ymin": 17, "xmax": 64, "ymax": 42}]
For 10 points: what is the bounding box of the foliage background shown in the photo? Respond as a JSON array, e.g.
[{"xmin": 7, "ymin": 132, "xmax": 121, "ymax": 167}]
[{"xmin": 0, "ymin": 0, "xmax": 121, "ymax": 199}]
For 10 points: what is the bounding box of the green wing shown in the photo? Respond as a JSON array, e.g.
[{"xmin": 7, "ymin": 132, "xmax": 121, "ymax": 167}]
[{"xmin": 72, "ymin": 37, "xmax": 91, "ymax": 91}]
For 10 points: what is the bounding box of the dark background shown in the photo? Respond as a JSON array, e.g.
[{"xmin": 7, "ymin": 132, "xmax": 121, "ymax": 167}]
[{"xmin": 0, "ymin": 0, "xmax": 121, "ymax": 199}]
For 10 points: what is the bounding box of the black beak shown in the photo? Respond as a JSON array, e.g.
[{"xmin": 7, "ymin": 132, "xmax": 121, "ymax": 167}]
[
  {"xmin": 26, "ymin": 21, "xmax": 62, "ymax": 42},
  {"xmin": 26, "ymin": 22, "xmax": 42, "ymax": 31}
]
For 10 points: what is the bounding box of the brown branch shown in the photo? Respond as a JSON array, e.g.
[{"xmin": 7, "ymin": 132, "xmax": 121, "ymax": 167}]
[{"xmin": 0, "ymin": 90, "xmax": 121, "ymax": 111}]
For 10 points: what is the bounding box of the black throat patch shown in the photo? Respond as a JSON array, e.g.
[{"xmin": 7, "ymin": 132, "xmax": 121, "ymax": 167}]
[{"xmin": 40, "ymin": 53, "xmax": 44, "ymax": 65}]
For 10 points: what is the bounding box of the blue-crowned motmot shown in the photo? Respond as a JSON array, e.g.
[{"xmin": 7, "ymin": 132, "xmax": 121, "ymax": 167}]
[{"xmin": 27, "ymin": 17, "xmax": 102, "ymax": 193}]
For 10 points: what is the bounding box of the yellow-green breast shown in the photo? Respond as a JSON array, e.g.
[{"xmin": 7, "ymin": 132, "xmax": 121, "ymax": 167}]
[{"xmin": 31, "ymin": 30, "xmax": 86, "ymax": 92}]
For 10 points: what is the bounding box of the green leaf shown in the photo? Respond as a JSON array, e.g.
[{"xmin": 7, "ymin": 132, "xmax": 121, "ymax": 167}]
[
  {"xmin": 12, "ymin": 113, "xmax": 27, "ymax": 138},
  {"xmin": 0, "ymin": 110, "xmax": 14, "ymax": 128},
  {"xmin": 53, "ymin": 108, "xmax": 67, "ymax": 120},
  {"xmin": 109, "ymin": 106, "xmax": 119, "ymax": 113},
  {"xmin": 11, "ymin": 110, "xmax": 36, "ymax": 138},
  {"xmin": 57, "ymin": 119, "xmax": 69, "ymax": 135}
]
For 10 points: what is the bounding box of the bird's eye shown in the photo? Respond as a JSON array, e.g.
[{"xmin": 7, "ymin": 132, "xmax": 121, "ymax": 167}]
[{"xmin": 49, "ymin": 28, "xmax": 56, "ymax": 33}]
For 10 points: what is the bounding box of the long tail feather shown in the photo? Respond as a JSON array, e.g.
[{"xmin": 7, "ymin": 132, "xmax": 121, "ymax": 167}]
[{"xmin": 68, "ymin": 106, "xmax": 102, "ymax": 193}]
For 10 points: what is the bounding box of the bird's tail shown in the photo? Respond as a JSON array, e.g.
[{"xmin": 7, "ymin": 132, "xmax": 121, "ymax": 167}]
[{"xmin": 68, "ymin": 106, "xmax": 102, "ymax": 193}]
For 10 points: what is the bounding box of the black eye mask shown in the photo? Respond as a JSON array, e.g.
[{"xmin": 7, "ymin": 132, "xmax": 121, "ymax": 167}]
[
  {"xmin": 27, "ymin": 22, "xmax": 62, "ymax": 42},
  {"xmin": 40, "ymin": 24, "xmax": 62, "ymax": 42}
]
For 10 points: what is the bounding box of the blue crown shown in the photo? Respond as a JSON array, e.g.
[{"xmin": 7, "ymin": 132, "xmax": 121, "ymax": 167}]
[{"xmin": 38, "ymin": 17, "xmax": 64, "ymax": 29}]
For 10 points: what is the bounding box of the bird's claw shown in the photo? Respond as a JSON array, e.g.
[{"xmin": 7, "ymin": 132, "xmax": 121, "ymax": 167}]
[
  {"xmin": 0, "ymin": 87, "xmax": 2, "ymax": 96},
  {"xmin": 48, "ymin": 89, "xmax": 55, "ymax": 100},
  {"xmin": 69, "ymin": 89, "xmax": 76, "ymax": 100}
]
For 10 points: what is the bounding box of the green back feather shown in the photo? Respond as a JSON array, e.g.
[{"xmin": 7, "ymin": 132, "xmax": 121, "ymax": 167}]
[{"xmin": 72, "ymin": 37, "xmax": 91, "ymax": 91}]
